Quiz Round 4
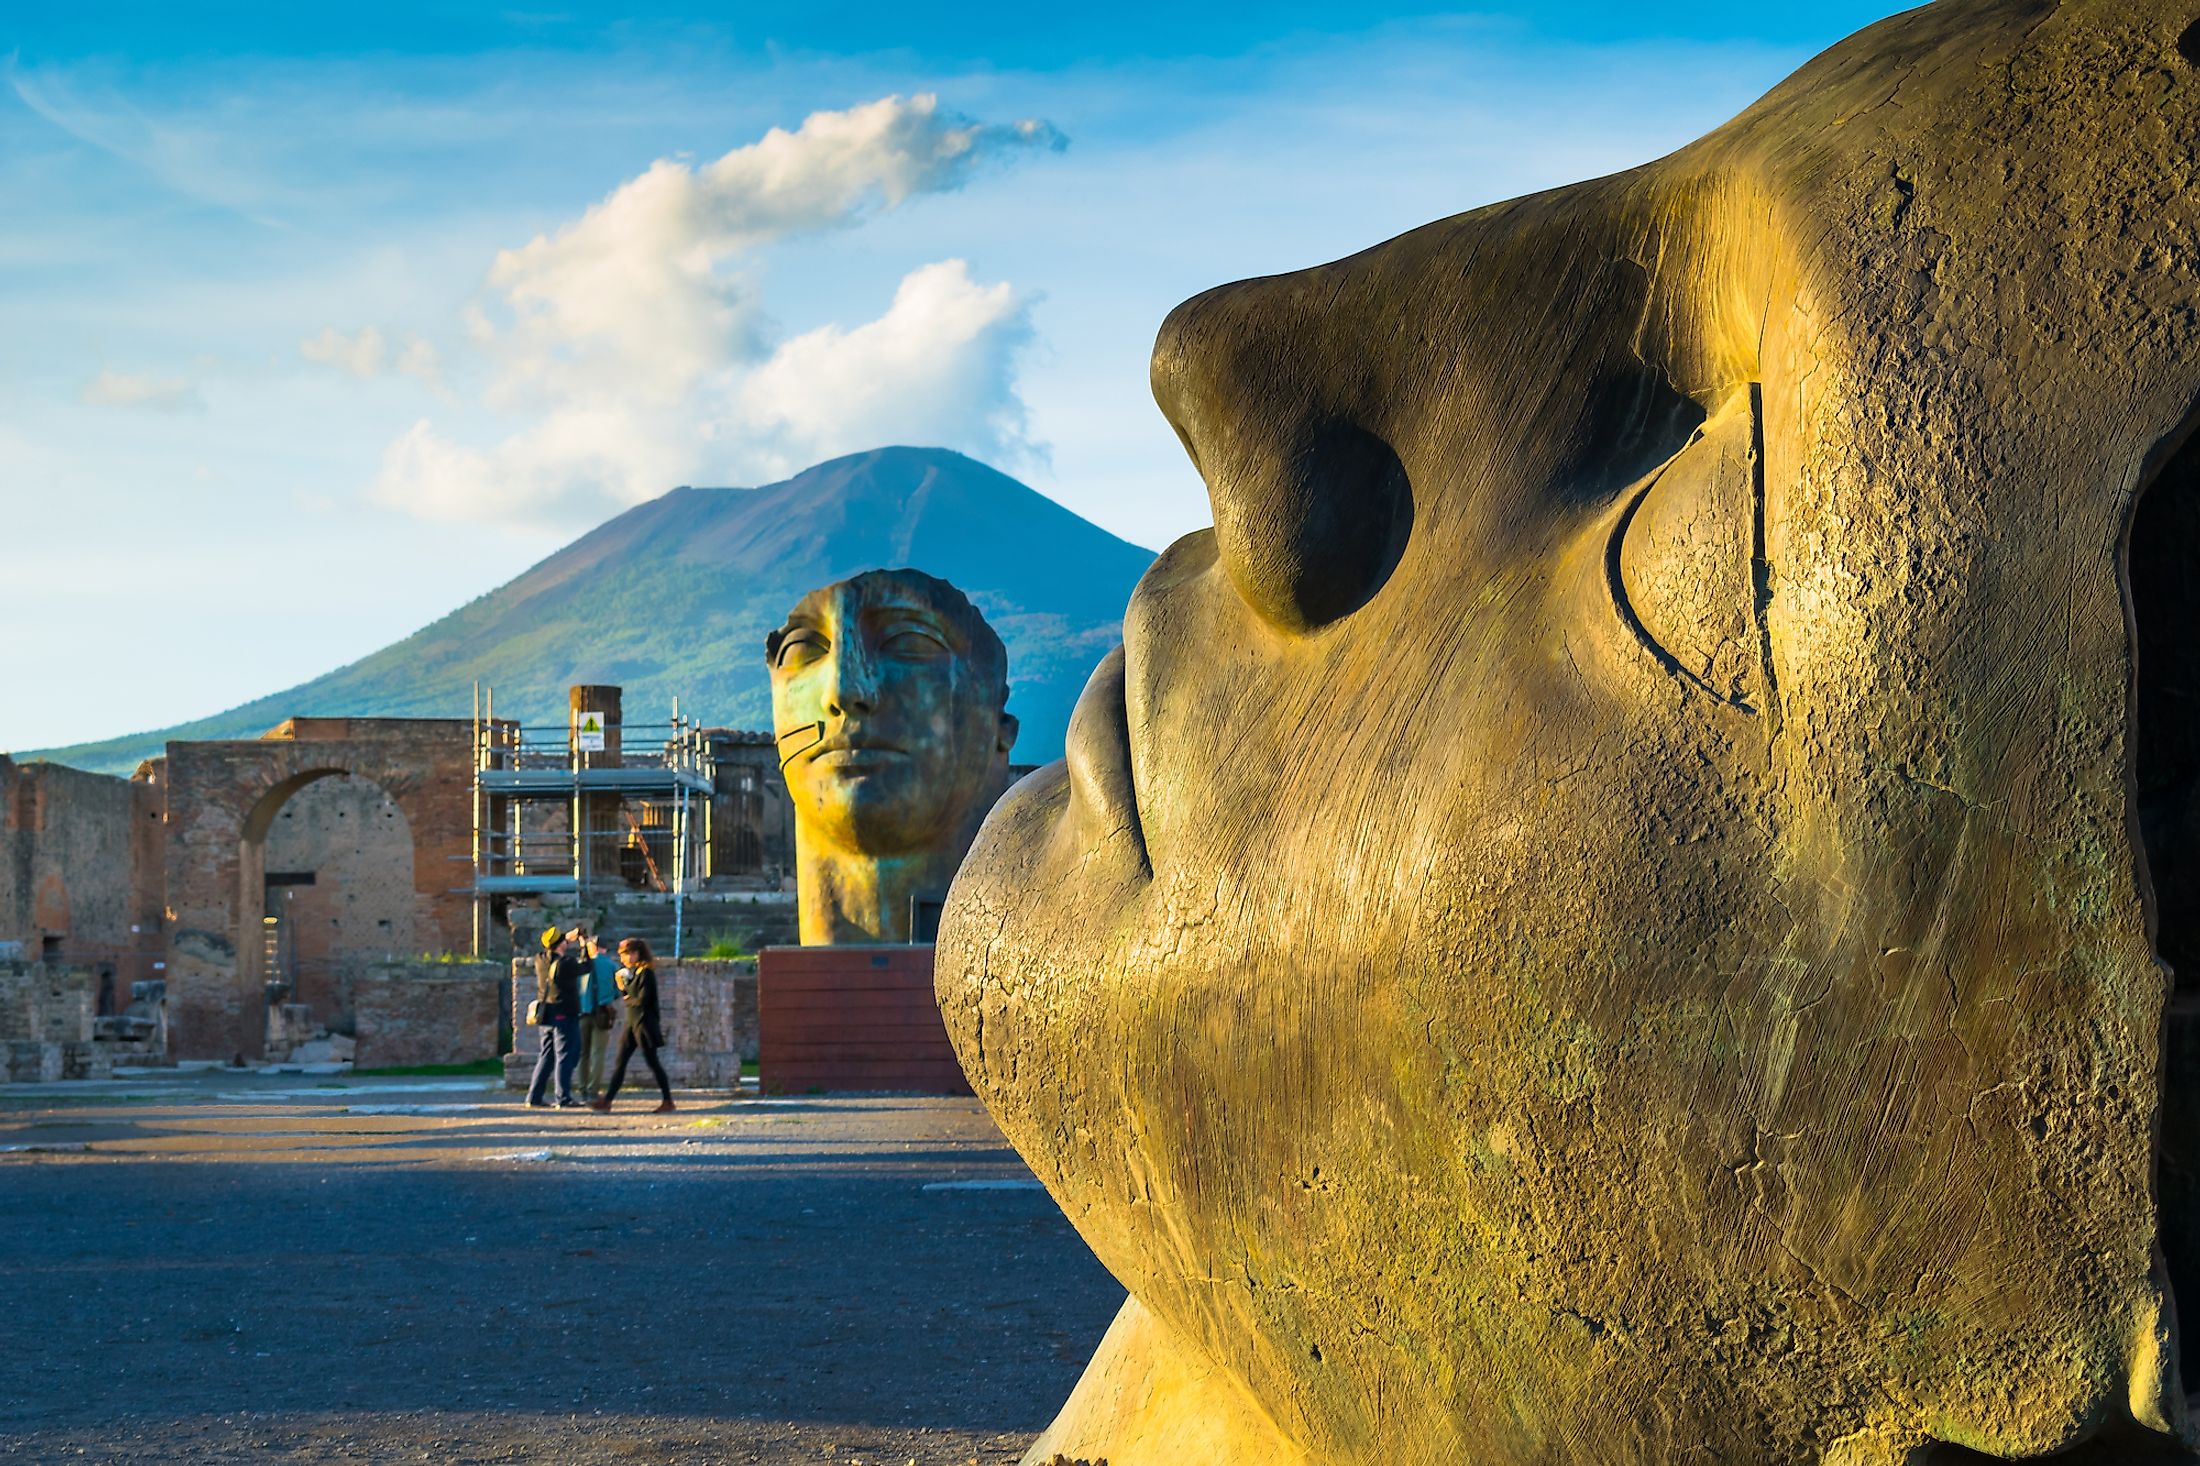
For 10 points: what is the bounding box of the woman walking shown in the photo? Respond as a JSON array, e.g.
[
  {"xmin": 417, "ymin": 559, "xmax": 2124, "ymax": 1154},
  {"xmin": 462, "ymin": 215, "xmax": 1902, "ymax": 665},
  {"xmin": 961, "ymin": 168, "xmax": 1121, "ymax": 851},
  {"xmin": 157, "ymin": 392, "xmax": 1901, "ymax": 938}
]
[{"xmin": 590, "ymin": 936, "xmax": 674, "ymax": 1113}]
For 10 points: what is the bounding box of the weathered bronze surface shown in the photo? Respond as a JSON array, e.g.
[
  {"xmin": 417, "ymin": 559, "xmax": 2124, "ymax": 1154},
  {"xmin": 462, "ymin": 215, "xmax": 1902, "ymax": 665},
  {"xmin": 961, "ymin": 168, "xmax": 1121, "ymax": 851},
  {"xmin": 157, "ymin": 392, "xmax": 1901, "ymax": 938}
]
[
  {"xmin": 769, "ymin": 569, "xmax": 1017, "ymax": 945},
  {"xmin": 938, "ymin": 2, "xmax": 2200, "ymax": 1460}
]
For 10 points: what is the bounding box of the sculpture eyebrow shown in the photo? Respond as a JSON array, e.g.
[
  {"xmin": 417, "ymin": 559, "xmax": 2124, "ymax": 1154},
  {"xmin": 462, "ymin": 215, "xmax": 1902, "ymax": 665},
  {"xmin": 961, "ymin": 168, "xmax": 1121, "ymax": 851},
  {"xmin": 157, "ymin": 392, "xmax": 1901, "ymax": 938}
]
[
  {"xmin": 863, "ymin": 603, "xmax": 957, "ymax": 640},
  {"xmin": 767, "ymin": 615, "xmax": 829, "ymax": 666}
]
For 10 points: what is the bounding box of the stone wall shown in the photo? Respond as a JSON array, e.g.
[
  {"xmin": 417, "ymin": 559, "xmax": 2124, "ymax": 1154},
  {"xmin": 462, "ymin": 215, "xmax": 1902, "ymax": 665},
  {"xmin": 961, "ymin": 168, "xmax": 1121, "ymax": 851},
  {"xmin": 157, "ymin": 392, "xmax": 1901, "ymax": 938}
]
[
  {"xmin": 677, "ymin": 890, "xmax": 800, "ymax": 954},
  {"xmin": 263, "ymin": 773, "xmax": 421, "ymax": 1033},
  {"xmin": 161, "ymin": 717, "xmax": 475, "ymax": 1062},
  {"xmin": 701, "ymin": 731, "xmax": 794, "ymax": 886},
  {"xmin": 0, "ymin": 961, "xmax": 109, "ymax": 1083},
  {"xmin": 655, "ymin": 958, "xmax": 757, "ymax": 1088},
  {"xmin": 505, "ymin": 957, "xmax": 756, "ymax": 1091},
  {"xmin": 353, "ymin": 960, "xmax": 503, "ymax": 1070},
  {"xmin": 0, "ymin": 757, "xmax": 166, "ymax": 1009}
]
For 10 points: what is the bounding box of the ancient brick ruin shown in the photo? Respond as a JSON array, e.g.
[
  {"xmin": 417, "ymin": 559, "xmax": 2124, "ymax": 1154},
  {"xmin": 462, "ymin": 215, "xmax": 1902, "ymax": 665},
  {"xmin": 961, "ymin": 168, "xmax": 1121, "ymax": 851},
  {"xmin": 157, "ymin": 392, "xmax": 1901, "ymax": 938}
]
[
  {"xmin": 0, "ymin": 756, "xmax": 165, "ymax": 1007},
  {"xmin": 1, "ymin": 692, "xmax": 798, "ymax": 1072},
  {"xmin": 164, "ymin": 717, "xmax": 477, "ymax": 1062}
]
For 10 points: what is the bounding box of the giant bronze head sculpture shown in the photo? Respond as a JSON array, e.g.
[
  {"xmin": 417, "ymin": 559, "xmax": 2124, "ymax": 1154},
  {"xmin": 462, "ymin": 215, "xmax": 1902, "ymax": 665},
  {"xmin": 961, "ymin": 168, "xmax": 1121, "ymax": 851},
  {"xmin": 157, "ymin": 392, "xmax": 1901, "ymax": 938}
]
[
  {"xmin": 769, "ymin": 568, "xmax": 1018, "ymax": 944},
  {"xmin": 938, "ymin": 2, "xmax": 2200, "ymax": 1461}
]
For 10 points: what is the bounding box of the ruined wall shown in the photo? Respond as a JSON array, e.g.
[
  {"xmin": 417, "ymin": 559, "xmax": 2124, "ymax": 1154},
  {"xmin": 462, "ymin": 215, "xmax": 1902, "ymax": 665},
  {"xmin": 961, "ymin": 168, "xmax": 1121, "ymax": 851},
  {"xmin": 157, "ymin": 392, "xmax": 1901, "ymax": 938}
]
[
  {"xmin": 655, "ymin": 958, "xmax": 757, "ymax": 1088},
  {"xmin": 130, "ymin": 761, "xmax": 168, "ymax": 1002},
  {"xmin": 0, "ymin": 961, "xmax": 108, "ymax": 1082},
  {"xmin": 352, "ymin": 960, "xmax": 501, "ymax": 1069},
  {"xmin": 0, "ymin": 756, "xmax": 165, "ymax": 1010},
  {"xmin": 162, "ymin": 718, "xmax": 474, "ymax": 1062},
  {"xmin": 263, "ymin": 773, "xmax": 419, "ymax": 1032},
  {"xmin": 504, "ymin": 956, "xmax": 755, "ymax": 1090},
  {"xmin": 702, "ymin": 732, "xmax": 793, "ymax": 887}
]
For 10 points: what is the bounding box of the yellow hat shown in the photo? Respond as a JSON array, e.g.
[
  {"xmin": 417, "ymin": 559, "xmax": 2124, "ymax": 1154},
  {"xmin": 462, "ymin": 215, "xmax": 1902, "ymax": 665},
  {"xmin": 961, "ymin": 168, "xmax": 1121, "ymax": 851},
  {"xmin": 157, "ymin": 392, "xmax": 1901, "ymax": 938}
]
[{"xmin": 540, "ymin": 925, "xmax": 561, "ymax": 950}]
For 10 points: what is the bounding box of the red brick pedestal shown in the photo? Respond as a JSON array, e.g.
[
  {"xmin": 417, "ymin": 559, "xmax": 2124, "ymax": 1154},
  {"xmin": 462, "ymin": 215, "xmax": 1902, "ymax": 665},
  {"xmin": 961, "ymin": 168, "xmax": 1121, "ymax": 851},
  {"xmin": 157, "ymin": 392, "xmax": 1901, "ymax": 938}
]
[{"xmin": 757, "ymin": 944, "xmax": 969, "ymax": 1095}]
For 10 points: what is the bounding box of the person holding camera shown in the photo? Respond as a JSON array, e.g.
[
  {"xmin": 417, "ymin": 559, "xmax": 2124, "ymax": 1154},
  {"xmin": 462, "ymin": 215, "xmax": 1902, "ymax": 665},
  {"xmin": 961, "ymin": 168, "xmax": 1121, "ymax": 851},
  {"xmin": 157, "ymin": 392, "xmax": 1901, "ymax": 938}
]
[{"xmin": 525, "ymin": 926, "xmax": 586, "ymax": 1108}]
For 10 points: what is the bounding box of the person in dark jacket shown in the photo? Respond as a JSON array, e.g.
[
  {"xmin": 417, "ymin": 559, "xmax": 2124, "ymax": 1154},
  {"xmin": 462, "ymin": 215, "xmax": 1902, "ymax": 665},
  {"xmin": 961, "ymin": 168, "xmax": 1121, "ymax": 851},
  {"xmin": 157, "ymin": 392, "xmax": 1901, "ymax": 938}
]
[
  {"xmin": 526, "ymin": 926, "xmax": 586, "ymax": 1108},
  {"xmin": 590, "ymin": 936, "xmax": 674, "ymax": 1113}
]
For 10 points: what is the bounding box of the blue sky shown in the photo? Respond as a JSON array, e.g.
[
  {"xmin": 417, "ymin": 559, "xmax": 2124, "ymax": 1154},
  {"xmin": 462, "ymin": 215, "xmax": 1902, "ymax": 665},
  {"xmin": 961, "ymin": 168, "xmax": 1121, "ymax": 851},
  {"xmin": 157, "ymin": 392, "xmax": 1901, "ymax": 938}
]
[{"xmin": 2, "ymin": 0, "xmax": 1911, "ymax": 750}]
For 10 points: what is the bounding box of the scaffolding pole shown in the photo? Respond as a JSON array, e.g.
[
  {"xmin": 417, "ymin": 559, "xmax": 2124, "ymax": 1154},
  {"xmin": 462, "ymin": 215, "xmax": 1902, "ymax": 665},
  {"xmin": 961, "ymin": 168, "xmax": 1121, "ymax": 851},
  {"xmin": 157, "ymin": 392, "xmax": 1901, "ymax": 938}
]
[
  {"xmin": 470, "ymin": 680, "xmax": 482, "ymax": 958},
  {"xmin": 469, "ymin": 690, "xmax": 712, "ymax": 940}
]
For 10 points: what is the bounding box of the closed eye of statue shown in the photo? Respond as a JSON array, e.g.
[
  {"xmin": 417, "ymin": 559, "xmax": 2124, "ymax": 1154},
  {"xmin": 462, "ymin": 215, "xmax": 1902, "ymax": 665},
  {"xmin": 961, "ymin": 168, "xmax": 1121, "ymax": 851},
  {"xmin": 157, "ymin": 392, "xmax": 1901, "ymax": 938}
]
[
  {"xmin": 880, "ymin": 628, "xmax": 951, "ymax": 659},
  {"xmin": 775, "ymin": 630, "xmax": 830, "ymax": 670},
  {"xmin": 1607, "ymin": 389, "xmax": 1771, "ymax": 715}
]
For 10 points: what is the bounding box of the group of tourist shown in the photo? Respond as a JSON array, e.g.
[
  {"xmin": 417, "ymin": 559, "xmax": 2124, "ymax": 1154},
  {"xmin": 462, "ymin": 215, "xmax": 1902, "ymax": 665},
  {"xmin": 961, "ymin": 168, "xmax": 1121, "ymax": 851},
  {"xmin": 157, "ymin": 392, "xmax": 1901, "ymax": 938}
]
[{"xmin": 525, "ymin": 925, "xmax": 674, "ymax": 1113}]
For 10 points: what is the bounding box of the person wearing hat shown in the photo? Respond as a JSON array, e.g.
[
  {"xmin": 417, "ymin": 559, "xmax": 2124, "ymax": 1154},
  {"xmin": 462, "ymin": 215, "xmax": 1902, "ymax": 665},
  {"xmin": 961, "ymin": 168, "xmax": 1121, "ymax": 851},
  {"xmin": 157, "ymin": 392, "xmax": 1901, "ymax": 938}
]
[{"xmin": 524, "ymin": 925, "xmax": 586, "ymax": 1108}]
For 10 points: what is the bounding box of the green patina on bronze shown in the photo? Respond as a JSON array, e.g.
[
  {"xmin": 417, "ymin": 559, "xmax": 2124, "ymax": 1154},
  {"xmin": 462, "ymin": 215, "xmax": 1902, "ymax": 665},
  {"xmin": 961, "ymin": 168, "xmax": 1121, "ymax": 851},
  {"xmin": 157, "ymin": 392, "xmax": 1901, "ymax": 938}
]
[{"xmin": 766, "ymin": 568, "xmax": 1018, "ymax": 945}]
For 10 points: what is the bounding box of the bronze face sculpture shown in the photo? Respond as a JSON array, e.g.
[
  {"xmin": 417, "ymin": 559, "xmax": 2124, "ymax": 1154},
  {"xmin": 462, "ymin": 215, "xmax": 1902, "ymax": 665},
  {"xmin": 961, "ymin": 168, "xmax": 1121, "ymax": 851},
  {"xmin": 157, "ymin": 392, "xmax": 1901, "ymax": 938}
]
[
  {"xmin": 938, "ymin": 2, "xmax": 2200, "ymax": 1461},
  {"xmin": 768, "ymin": 568, "xmax": 1018, "ymax": 944}
]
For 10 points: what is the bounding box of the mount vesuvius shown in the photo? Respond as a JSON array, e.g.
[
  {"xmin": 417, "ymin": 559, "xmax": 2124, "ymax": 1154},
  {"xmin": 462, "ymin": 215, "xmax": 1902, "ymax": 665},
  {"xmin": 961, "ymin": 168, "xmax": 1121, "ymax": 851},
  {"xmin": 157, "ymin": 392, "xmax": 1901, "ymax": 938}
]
[{"xmin": 28, "ymin": 447, "xmax": 1158, "ymax": 776}]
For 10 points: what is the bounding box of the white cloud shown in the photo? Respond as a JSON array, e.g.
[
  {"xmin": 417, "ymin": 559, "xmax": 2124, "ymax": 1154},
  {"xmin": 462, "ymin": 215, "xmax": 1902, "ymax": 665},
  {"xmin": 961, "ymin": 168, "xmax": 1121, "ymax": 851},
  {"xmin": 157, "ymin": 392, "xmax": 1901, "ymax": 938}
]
[
  {"xmin": 725, "ymin": 260, "xmax": 1036, "ymax": 481},
  {"xmin": 300, "ymin": 326, "xmax": 443, "ymax": 389},
  {"xmin": 375, "ymin": 259, "xmax": 1035, "ymax": 520},
  {"xmin": 370, "ymin": 94, "xmax": 1063, "ymax": 525},
  {"xmin": 79, "ymin": 369, "xmax": 202, "ymax": 412},
  {"xmin": 373, "ymin": 405, "xmax": 701, "ymax": 524},
  {"xmin": 481, "ymin": 92, "xmax": 1062, "ymax": 405}
]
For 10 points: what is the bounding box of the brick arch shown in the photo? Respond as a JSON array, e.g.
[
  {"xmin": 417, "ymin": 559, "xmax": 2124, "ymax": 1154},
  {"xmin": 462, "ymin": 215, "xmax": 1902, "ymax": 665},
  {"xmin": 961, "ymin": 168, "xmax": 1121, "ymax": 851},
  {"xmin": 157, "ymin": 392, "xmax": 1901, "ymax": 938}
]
[
  {"xmin": 239, "ymin": 766, "xmax": 355, "ymax": 843},
  {"xmin": 161, "ymin": 720, "xmax": 475, "ymax": 1061}
]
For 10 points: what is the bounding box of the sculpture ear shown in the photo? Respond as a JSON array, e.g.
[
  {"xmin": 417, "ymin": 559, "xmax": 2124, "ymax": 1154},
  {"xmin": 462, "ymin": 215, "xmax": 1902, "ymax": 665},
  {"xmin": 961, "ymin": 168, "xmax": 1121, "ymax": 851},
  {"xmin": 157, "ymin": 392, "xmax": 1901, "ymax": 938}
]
[{"xmin": 997, "ymin": 712, "xmax": 1020, "ymax": 758}]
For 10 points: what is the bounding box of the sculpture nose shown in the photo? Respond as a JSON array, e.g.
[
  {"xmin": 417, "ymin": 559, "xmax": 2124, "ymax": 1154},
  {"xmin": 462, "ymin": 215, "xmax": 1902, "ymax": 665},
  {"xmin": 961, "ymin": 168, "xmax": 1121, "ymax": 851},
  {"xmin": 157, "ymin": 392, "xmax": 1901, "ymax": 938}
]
[
  {"xmin": 1150, "ymin": 273, "xmax": 1412, "ymax": 634},
  {"xmin": 825, "ymin": 647, "xmax": 880, "ymax": 718}
]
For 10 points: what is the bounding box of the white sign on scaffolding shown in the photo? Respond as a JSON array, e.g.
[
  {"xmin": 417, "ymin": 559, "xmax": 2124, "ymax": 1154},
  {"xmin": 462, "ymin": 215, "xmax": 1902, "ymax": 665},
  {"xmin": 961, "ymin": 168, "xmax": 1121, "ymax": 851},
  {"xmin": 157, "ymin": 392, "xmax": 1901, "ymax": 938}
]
[{"xmin": 576, "ymin": 713, "xmax": 606, "ymax": 752}]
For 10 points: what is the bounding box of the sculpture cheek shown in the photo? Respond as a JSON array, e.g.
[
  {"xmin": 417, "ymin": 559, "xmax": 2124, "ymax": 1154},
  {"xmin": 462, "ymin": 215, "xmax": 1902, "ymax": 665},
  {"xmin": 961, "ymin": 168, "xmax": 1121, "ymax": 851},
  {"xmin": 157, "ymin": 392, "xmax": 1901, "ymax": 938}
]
[{"xmin": 1207, "ymin": 419, "xmax": 1414, "ymax": 634}]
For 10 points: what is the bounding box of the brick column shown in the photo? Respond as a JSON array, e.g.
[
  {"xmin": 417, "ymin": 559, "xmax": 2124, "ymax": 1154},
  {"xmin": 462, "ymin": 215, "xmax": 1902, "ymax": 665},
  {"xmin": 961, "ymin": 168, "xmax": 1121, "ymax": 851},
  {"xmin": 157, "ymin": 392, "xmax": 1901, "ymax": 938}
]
[{"xmin": 568, "ymin": 685, "xmax": 623, "ymax": 893}]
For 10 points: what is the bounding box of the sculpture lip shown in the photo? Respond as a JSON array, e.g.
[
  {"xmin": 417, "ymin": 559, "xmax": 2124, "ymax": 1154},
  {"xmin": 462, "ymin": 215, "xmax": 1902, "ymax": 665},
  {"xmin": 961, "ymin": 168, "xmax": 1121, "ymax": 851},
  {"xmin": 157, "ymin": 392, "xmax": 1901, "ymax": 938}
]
[
  {"xmin": 809, "ymin": 734, "xmax": 910, "ymax": 767},
  {"xmin": 1063, "ymin": 642, "xmax": 1150, "ymax": 874}
]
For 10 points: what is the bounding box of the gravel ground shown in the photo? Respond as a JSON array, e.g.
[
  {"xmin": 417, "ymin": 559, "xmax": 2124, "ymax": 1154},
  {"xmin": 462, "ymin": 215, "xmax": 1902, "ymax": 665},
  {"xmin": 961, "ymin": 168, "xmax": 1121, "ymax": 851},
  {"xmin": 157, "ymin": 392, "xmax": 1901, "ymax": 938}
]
[{"xmin": 0, "ymin": 1073, "xmax": 1122, "ymax": 1465}]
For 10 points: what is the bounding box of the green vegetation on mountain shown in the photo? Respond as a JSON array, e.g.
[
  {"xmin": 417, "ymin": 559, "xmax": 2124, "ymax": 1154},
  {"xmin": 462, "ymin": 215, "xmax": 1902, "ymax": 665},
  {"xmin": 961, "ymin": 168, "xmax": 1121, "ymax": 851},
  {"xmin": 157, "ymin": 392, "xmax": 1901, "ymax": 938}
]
[{"xmin": 31, "ymin": 447, "xmax": 1156, "ymax": 775}]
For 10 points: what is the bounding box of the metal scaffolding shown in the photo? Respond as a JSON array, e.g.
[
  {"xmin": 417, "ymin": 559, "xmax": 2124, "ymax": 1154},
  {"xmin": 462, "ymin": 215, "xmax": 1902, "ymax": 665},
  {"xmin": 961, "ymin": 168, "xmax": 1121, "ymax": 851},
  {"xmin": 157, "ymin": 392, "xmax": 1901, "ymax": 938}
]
[{"xmin": 470, "ymin": 687, "xmax": 714, "ymax": 958}]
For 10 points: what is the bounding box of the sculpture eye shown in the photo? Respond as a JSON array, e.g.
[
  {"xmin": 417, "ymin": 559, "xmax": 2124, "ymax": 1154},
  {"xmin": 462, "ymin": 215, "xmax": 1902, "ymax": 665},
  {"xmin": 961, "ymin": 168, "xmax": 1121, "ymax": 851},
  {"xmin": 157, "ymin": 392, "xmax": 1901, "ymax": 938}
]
[
  {"xmin": 881, "ymin": 628, "xmax": 950, "ymax": 659},
  {"xmin": 1608, "ymin": 389, "xmax": 1770, "ymax": 714},
  {"xmin": 774, "ymin": 629, "xmax": 830, "ymax": 670}
]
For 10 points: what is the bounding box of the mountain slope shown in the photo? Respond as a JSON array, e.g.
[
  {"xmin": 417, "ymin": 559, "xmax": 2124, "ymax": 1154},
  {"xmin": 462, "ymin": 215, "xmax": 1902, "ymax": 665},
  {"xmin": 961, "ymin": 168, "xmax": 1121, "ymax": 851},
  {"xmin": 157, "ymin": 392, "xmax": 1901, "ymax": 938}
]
[{"xmin": 30, "ymin": 447, "xmax": 1156, "ymax": 775}]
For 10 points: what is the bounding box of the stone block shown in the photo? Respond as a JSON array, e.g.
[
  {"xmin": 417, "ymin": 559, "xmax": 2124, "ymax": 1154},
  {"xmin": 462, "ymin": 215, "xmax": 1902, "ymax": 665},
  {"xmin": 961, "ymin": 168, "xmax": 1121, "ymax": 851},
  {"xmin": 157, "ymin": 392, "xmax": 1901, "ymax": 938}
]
[
  {"xmin": 352, "ymin": 960, "xmax": 501, "ymax": 1069},
  {"xmin": 505, "ymin": 957, "xmax": 754, "ymax": 1091},
  {"xmin": 6, "ymin": 1042, "xmax": 62, "ymax": 1083}
]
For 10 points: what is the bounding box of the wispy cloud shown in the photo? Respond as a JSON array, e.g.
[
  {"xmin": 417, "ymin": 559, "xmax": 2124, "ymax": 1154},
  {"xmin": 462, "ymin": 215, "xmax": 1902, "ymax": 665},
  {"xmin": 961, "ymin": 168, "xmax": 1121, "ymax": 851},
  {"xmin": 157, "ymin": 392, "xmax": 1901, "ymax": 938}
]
[
  {"xmin": 300, "ymin": 326, "xmax": 443, "ymax": 391},
  {"xmin": 79, "ymin": 369, "xmax": 202, "ymax": 412},
  {"xmin": 5, "ymin": 57, "xmax": 291, "ymax": 227}
]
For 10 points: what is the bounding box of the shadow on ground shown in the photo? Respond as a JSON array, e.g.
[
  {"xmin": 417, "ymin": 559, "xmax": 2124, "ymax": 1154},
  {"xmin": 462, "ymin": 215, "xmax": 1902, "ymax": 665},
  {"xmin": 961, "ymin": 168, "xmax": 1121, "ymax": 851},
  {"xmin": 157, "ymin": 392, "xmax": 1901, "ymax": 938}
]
[{"xmin": 0, "ymin": 1086, "xmax": 1123, "ymax": 1465}]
